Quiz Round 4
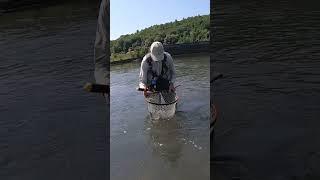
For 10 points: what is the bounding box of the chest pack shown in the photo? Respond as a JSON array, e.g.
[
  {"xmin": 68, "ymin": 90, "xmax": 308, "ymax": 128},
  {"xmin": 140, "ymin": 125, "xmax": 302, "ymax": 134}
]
[{"xmin": 147, "ymin": 54, "xmax": 170, "ymax": 91}]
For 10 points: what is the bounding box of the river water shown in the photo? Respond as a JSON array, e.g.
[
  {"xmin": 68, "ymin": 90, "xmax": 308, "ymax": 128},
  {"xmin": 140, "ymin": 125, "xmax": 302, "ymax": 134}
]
[
  {"xmin": 0, "ymin": 3, "xmax": 210, "ymax": 179},
  {"xmin": 0, "ymin": 3, "xmax": 108, "ymax": 180},
  {"xmin": 110, "ymin": 54, "xmax": 210, "ymax": 180},
  {"xmin": 212, "ymin": 0, "xmax": 320, "ymax": 179}
]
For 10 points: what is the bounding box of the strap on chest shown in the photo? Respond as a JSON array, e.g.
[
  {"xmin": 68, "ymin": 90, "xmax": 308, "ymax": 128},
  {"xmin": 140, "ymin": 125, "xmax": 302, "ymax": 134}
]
[{"xmin": 147, "ymin": 54, "xmax": 168, "ymax": 78}]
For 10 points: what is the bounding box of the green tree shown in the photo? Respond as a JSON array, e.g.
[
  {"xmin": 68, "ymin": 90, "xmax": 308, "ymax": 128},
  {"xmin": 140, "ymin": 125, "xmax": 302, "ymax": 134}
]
[{"xmin": 110, "ymin": 14, "xmax": 209, "ymax": 59}]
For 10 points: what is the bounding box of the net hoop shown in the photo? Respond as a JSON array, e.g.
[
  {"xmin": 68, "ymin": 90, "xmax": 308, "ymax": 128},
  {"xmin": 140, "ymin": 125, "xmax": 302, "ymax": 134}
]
[{"xmin": 145, "ymin": 95, "xmax": 179, "ymax": 105}]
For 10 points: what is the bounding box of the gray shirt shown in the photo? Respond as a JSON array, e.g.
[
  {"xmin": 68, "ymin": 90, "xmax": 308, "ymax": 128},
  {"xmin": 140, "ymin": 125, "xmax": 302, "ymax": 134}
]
[
  {"xmin": 94, "ymin": 0, "xmax": 110, "ymax": 102},
  {"xmin": 94, "ymin": 0, "xmax": 109, "ymax": 86},
  {"xmin": 139, "ymin": 52, "xmax": 176, "ymax": 88}
]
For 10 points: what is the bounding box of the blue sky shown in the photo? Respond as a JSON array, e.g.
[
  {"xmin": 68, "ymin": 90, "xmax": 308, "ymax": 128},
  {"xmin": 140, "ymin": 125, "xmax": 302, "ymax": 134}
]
[{"xmin": 110, "ymin": 0, "xmax": 210, "ymax": 40}]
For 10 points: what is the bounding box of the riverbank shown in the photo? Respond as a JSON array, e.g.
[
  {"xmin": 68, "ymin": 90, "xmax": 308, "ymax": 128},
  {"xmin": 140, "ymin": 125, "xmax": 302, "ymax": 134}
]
[{"xmin": 111, "ymin": 42, "xmax": 209, "ymax": 65}]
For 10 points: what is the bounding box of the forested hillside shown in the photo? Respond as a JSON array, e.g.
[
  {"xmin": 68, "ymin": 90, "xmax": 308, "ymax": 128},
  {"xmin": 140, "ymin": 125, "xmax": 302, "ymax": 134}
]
[{"xmin": 111, "ymin": 15, "xmax": 209, "ymax": 61}]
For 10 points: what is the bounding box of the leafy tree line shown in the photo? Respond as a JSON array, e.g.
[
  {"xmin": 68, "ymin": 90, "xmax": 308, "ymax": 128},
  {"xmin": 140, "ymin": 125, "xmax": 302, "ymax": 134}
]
[{"xmin": 111, "ymin": 14, "xmax": 209, "ymax": 61}]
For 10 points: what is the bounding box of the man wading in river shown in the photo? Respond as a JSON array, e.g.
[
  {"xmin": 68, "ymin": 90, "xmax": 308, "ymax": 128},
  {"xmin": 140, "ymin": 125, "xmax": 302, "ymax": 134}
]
[{"xmin": 139, "ymin": 41, "xmax": 176, "ymax": 99}]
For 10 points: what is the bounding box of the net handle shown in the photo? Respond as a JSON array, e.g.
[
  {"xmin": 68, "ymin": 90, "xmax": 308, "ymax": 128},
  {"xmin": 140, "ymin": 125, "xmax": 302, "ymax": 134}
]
[{"xmin": 136, "ymin": 85, "xmax": 181, "ymax": 93}]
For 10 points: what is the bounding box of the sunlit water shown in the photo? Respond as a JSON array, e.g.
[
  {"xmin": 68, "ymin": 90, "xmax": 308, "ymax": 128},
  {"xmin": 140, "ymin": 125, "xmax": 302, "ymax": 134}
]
[{"xmin": 111, "ymin": 54, "xmax": 210, "ymax": 180}]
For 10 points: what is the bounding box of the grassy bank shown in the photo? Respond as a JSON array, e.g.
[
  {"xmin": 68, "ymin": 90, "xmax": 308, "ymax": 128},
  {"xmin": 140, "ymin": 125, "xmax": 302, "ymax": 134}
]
[
  {"xmin": 110, "ymin": 41, "xmax": 209, "ymax": 63},
  {"xmin": 110, "ymin": 41, "xmax": 209, "ymax": 65},
  {"xmin": 111, "ymin": 14, "xmax": 209, "ymax": 62}
]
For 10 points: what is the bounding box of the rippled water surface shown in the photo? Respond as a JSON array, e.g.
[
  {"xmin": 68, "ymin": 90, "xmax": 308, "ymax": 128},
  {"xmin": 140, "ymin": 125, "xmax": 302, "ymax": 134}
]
[
  {"xmin": 0, "ymin": 3, "xmax": 108, "ymax": 180},
  {"xmin": 111, "ymin": 54, "xmax": 210, "ymax": 180},
  {"xmin": 212, "ymin": 0, "xmax": 320, "ymax": 179}
]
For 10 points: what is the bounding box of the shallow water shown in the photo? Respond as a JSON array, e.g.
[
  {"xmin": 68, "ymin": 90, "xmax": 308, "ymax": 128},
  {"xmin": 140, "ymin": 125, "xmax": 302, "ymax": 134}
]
[
  {"xmin": 212, "ymin": 0, "xmax": 320, "ymax": 179},
  {"xmin": 110, "ymin": 54, "xmax": 210, "ymax": 180},
  {"xmin": 0, "ymin": 3, "xmax": 108, "ymax": 180}
]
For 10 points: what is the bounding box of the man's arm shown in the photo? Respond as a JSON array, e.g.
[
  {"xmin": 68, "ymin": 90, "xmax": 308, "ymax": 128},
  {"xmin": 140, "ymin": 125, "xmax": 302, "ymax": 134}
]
[
  {"xmin": 94, "ymin": 0, "xmax": 109, "ymax": 86},
  {"xmin": 166, "ymin": 53, "xmax": 176, "ymax": 85},
  {"xmin": 139, "ymin": 56, "xmax": 149, "ymax": 89}
]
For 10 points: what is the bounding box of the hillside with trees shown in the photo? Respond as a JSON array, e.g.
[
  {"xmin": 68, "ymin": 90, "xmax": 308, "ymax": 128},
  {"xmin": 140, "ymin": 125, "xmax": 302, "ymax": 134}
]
[{"xmin": 111, "ymin": 14, "xmax": 209, "ymax": 62}]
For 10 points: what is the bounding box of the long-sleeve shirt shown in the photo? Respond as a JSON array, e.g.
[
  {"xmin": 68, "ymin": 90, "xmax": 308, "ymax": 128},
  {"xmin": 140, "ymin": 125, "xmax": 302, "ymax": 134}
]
[
  {"xmin": 94, "ymin": 0, "xmax": 110, "ymax": 86},
  {"xmin": 139, "ymin": 52, "xmax": 176, "ymax": 88},
  {"xmin": 94, "ymin": 0, "xmax": 110, "ymax": 103}
]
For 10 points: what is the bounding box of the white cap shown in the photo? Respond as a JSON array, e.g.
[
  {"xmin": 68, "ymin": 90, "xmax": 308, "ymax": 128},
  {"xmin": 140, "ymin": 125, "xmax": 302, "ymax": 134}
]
[{"xmin": 150, "ymin": 41, "xmax": 164, "ymax": 61}]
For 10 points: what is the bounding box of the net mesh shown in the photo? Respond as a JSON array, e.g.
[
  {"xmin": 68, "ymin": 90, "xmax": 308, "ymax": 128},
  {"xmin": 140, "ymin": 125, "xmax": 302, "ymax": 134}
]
[{"xmin": 145, "ymin": 92, "xmax": 178, "ymax": 120}]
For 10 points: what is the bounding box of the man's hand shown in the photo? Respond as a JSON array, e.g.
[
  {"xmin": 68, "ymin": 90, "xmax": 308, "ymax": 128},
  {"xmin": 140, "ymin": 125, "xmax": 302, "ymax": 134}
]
[
  {"xmin": 169, "ymin": 83, "xmax": 175, "ymax": 92},
  {"xmin": 143, "ymin": 88, "xmax": 151, "ymax": 98}
]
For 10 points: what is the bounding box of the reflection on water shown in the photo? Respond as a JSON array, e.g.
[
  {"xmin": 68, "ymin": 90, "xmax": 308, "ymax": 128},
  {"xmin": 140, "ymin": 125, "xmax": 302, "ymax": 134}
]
[{"xmin": 147, "ymin": 116, "xmax": 184, "ymax": 165}]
